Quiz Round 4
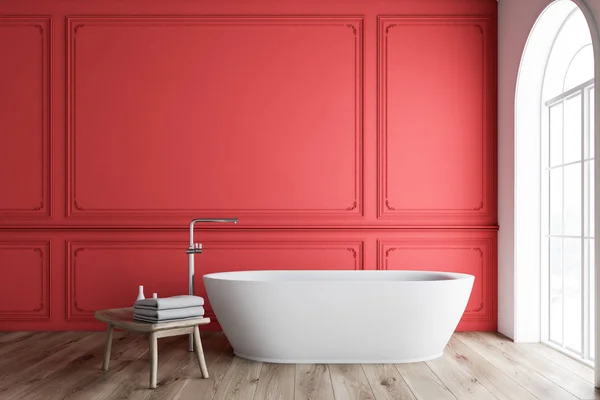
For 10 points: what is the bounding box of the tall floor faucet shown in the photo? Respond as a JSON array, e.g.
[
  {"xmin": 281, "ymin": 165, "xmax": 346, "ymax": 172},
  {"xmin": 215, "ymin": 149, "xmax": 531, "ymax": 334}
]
[{"xmin": 186, "ymin": 218, "xmax": 238, "ymax": 351}]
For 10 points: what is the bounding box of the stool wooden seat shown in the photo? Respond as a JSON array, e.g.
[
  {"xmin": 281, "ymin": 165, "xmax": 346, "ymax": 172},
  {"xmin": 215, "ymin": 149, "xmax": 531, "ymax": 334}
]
[{"xmin": 94, "ymin": 307, "xmax": 210, "ymax": 389}]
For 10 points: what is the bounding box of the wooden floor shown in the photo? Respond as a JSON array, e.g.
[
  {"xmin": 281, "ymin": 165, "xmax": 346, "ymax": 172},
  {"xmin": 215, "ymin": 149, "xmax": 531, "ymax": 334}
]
[{"xmin": 0, "ymin": 331, "xmax": 599, "ymax": 400}]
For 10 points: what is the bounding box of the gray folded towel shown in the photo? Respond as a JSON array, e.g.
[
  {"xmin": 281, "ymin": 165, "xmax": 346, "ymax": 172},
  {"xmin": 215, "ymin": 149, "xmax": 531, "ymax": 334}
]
[
  {"xmin": 134, "ymin": 305, "xmax": 192, "ymax": 311},
  {"xmin": 134, "ymin": 306, "xmax": 204, "ymax": 320},
  {"xmin": 134, "ymin": 315, "xmax": 204, "ymax": 323},
  {"xmin": 134, "ymin": 295, "xmax": 204, "ymax": 310}
]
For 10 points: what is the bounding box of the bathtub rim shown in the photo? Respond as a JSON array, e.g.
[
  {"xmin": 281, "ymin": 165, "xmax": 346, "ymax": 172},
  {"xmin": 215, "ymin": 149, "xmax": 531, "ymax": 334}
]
[{"xmin": 202, "ymin": 269, "xmax": 475, "ymax": 282}]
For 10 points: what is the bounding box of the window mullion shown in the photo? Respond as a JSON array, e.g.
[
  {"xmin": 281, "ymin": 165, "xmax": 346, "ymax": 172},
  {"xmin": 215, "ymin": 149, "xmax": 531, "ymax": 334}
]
[
  {"xmin": 562, "ymin": 98, "xmax": 566, "ymax": 349},
  {"xmin": 547, "ymin": 104, "xmax": 552, "ymax": 342},
  {"xmin": 582, "ymin": 87, "xmax": 589, "ymax": 360}
]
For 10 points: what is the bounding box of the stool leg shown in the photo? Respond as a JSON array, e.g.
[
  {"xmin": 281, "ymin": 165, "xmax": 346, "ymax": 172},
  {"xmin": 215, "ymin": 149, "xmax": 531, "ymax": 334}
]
[
  {"xmin": 193, "ymin": 326, "xmax": 209, "ymax": 378},
  {"xmin": 102, "ymin": 325, "xmax": 114, "ymax": 371},
  {"xmin": 149, "ymin": 332, "xmax": 158, "ymax": 389}
]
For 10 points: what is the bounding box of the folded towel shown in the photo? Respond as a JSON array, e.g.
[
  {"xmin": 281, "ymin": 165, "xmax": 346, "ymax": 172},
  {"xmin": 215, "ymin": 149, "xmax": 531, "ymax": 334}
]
[
  {"xmin": 134, "ymin": 305, "xmax": 199, "ymax": 311},
  {"xmin": 134, "ymin": 306, "xmax": 204, "ymax": 320},
  {"xmin": 134, "ymin": 315, "xmax": 204, "ymax": 323},
  {"xmin": 134, "ymin": 295, "xmax": 204, "ymax": 310}
]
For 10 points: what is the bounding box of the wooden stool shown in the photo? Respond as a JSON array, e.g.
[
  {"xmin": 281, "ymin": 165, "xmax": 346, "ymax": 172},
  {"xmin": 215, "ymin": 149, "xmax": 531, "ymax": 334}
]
[{"xmin": 94, "ymin": 307, "xmax": 210, "ymax": 389}]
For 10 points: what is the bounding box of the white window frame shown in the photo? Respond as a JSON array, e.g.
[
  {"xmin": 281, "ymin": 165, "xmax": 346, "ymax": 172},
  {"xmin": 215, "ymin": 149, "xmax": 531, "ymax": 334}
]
[{"xmin": 542, "ymin": 78, "xmax": 595, "ymax": 365}]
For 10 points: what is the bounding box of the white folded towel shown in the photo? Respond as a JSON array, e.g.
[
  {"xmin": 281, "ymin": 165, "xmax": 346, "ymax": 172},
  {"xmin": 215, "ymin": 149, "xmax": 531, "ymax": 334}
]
[
  {"xmin": 134, "ymin": 315, "xmax": 204, "ymax": 323},
  {"xmin": 134, "ymin": 295, "xmax": 204, "ymax": 310},
  {"xmin": 134, "ymin": 306, "xmax": 204, "ymax": 320}
]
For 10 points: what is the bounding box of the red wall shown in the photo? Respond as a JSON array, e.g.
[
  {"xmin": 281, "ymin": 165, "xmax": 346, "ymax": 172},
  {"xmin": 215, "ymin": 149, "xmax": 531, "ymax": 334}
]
[{"xmin": 0, "ymin": 0, "xmax": 498, "ymax": 331}]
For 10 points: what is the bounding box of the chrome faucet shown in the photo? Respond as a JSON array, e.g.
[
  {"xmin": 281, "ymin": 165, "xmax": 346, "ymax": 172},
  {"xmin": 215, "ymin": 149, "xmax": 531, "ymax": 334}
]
[{"xmin": 187, "ymin": 218, "xmax": 238, "ymax": 351}]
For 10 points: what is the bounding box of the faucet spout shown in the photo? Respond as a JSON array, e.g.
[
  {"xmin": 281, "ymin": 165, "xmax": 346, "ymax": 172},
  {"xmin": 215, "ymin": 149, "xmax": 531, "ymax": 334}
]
[{"xmin": 189, "ymin": 218, "xmax": 238, "ymax": 247}]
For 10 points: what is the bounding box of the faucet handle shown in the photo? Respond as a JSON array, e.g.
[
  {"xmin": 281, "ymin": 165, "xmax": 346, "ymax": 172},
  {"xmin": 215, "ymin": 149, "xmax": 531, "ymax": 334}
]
[{"xmin": 186, "ymin": 243, "xmax": 203, "ymax": 254}]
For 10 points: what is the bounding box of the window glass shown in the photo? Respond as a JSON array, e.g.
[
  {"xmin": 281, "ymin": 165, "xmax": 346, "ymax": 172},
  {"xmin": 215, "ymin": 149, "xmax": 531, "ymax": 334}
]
[
  {"xmin": 564, "ymin": 94, "xmax": 582, "ymax": 164},
  {"xmin": 543, "ymin": 10, "xmax": 592, "ymax": 100},
  {"xmin": 550, "ymin": 169, "xmax": 563, "ymax": 235},
  {"xmin": 591, "ymin": 87, "xmax": 595, "ymax": 160},
  {"xmin": 550, "ymin": 237, "xmax": 563, "ymax": 344},
  {"xmin": 564, "ymin": 45, "xmax": 594, "ymax": 92},
  {"xmin": 563, "ymin": 163, "xmax": 581, "ymax": 236},
  {"xmin": 550, "ymin": 103, "xmax": 563, "ymax": 167},
  {"xmin": 564, "ymin": 238, "xmax": 582, "ymax": 353}
]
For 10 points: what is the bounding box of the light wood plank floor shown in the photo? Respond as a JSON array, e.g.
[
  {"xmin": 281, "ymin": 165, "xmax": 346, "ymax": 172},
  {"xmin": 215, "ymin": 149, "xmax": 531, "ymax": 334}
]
[{"xmin": 0, "ymin": 331, "xmax": 598, "ymax": 400}]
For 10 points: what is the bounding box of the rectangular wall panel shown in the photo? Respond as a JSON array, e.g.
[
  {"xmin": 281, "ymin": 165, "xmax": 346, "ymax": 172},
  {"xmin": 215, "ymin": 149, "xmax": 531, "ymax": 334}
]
[
  {"xmin": 67, "ymin": 240, "xmax": 363, "ymax": 320},
  {"xmin": 0, "ymin": 18, "xmax": 50, "ymax": 217},
  {"xmin": 0, "ymin": 241, "xmax": 50, "ymax": 320},
  {"xmin": 67, "ymin": 17, "xmax": 363, "ymax": 221},
  {"xmin": 378, "ymin": 17, "xmax": 496, "ymax": 225},
  {"xmin": 378, "ymin": 237, "xmax": 496, "ymax": 329}
]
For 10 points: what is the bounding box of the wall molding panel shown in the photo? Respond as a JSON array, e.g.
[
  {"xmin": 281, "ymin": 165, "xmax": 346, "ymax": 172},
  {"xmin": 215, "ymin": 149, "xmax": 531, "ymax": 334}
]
[
  {"xmin": 0, "ymin": 241, "xmax": 50, "ymax": 320},
  {"xmin": 377, "ymin": 16, "xmax": 496, "ymax": 225},
  {"xmin": 0, "ymin": 17, "xmax": 51, "ymax": 218},
  {"xmin": 67, "ymin": 239, "xmax": 364, "ymax": 321},
  {"xmin": 66, "ymin": 16, "xmax": 364, "ymax": 222},
  {"xmin": 378, "ymin": 237, "xmax": 496, "ymax": 325}
]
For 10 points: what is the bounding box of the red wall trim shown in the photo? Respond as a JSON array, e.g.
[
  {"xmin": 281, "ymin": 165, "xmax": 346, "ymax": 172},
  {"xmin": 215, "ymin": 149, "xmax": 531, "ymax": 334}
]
[
  {"xmin": 66, "ymin": 239, "xmax": 364, "ymax": 321},
  {"xmin": 377, "ymin": 16, "xmax": 496, "ymax": 225},
  {"xmin": 0, "ymin": 241, "xmax": 51, "ymax": 320},
  {"xmin": 66, "ymin": 16, "xmax": 364, "ymax": 220},
  {"xmin": 0, "ymin": 17, "xmax": 51, "ymax": 218},
  {"xmin": 377, "ymin": 237, "xmax": 496, "ymax": 327}
]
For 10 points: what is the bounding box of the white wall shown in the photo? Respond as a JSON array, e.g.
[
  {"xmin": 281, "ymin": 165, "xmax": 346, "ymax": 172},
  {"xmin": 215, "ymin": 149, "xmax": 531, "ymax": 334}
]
[{"xmin": 498, "ymin": 0, "xmax": 600, "ymax": 341}]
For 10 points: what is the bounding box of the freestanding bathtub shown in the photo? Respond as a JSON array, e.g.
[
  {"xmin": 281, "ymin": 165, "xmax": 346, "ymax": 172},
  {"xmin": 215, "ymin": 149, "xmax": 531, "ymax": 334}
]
[{"xmin": 203, "ymin": 270, "xmax": 474, "ymax": 363}]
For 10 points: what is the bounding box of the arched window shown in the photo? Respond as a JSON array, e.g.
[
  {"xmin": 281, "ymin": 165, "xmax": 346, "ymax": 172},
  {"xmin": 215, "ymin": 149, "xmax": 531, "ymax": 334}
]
[
  {"xmin": 541, "ymin": 4, "xmax": 595, "ymax": 362},
  {"xmin": 512, "ymin": 0, "xmax": 597, "ymax": 366}
]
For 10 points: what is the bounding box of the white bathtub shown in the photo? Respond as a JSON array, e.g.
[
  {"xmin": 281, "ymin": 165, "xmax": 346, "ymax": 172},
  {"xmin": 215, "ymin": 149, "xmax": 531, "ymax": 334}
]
[{"xmin": 203, "ymin": 270, "xmax": 474, "ymax": 364}]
